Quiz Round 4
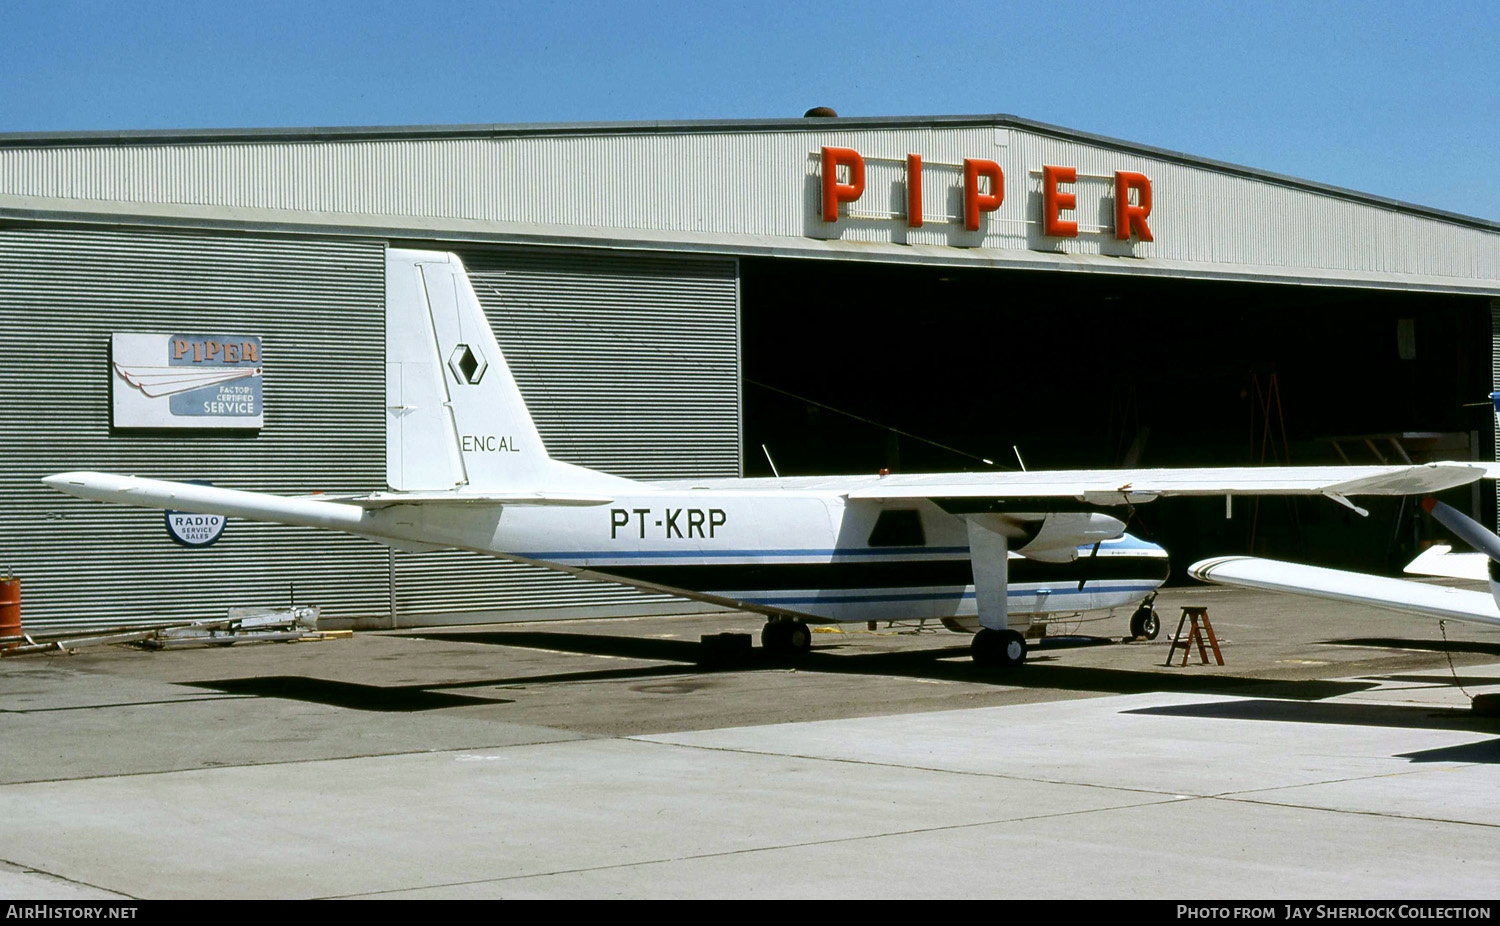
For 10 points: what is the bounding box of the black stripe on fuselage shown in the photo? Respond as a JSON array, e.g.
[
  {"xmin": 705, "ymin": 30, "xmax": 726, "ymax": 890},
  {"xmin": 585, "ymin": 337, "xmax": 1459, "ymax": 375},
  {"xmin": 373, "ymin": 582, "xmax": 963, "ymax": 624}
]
[{"xmin": 593, "ymin": 555, "xmax": 1170, "ymax": 593}]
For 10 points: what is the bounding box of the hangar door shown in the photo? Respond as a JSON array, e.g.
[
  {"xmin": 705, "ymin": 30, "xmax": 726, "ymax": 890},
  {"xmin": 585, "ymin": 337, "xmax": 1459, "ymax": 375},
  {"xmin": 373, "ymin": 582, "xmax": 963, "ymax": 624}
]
[
  {"xmin": 388, "ymin": 245, "xmax": 742, "ymax": 624},
  {"xmin": 740, "ymin": 258, "xmax": 1494, "ymax": 574}
]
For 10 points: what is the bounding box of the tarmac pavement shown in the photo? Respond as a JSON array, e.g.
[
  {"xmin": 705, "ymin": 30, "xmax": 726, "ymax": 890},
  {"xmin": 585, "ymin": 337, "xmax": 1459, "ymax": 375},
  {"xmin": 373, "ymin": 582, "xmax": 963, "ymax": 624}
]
[{"xmin": 1, "ymin": 584, "xmax": 1497, "ymax": 899}]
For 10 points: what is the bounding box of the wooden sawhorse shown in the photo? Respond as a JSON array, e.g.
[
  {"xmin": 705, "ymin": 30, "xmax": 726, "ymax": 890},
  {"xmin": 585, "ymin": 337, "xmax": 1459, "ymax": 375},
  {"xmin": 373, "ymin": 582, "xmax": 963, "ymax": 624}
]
[{"xmin": 1165, "ymin": 606, "xmax": 1224, "ymax": 666}]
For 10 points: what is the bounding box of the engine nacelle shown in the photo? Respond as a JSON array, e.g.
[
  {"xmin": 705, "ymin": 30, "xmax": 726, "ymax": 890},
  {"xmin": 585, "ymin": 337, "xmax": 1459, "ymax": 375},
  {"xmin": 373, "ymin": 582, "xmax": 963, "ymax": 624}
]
[{"xmin": 1010, "ymin": 512, "xmax": 1127, "ymax": 563}]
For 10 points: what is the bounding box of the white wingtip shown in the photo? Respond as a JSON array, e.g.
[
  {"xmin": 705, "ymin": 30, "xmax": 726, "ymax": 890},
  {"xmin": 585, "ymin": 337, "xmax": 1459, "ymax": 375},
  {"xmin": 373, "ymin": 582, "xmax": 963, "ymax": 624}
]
[{"xmin": 43, "ymin": 471, "xmax": 119, "ymax": 500}]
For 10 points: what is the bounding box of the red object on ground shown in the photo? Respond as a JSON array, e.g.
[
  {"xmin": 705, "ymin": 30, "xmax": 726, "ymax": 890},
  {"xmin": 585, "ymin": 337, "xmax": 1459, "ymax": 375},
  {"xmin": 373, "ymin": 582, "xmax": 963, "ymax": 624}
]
[{"xmin": 0, "ymin": 578, "xmax": 19, "ymax": 646}]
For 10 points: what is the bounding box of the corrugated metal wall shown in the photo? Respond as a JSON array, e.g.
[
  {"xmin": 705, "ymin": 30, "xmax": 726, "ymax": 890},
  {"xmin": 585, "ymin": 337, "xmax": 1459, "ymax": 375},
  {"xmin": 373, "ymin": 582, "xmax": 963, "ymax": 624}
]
[
  {"xmin": 3, "ymin": 125, "xmax": 1497, "ymax": 287},
  {"xmin": 0, "ymin": 225, "xmax": 391, "ymax": 629},
  {"xmin": 0, "ymin": 229, "xmax": 743, "ymax": 629},
  {"xmin": 390, "ymin": 244, "xmax": 741, "ymax": 623}
]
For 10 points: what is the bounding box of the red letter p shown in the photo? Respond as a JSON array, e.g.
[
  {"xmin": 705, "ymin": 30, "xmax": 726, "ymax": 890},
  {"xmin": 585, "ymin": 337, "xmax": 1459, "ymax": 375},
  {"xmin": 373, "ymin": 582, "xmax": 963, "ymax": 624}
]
[{"xmin": 821, "ymin": 147, "xmax": 865, "ymax": 222}]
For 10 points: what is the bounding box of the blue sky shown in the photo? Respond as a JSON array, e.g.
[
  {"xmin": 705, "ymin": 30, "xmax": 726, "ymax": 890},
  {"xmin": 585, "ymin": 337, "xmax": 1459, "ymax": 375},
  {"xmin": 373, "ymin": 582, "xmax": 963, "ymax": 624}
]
[{"xmin": 4, "ymin": 0, "xmax": 1497, "ymax": 219}]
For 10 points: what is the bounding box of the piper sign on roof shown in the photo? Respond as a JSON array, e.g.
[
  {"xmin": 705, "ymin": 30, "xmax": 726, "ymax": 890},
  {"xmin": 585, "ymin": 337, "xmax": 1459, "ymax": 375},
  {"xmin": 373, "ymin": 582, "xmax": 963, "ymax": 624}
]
[{"xmin": 819, "ymin": 146, "xmax": 1153, "ymax": 239}]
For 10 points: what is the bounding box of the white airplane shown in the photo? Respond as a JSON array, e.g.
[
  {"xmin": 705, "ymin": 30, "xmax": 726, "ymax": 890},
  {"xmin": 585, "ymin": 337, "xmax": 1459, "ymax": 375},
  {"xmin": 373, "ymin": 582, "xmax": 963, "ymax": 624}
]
[
  {"xmin": 1190, "ymin": 496, "xmax": 1500, "ymax": 629},
  {"xmin": 42, "ymin": 250, "xmax": 1495, "ymax": 667}
]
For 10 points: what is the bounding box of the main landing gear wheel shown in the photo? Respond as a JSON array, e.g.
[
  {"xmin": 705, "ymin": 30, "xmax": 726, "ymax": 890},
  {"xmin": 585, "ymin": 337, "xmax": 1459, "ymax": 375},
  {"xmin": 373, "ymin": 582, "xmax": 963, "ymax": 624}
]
[
  {"xmin": 971, "ymin": 628, "xmax": 1027, "ymax": 668},
  {"xmin": 761, "ymin": 619, "xmax": 812, "ymax": 657},
  {"xmin": 1129, "ymin": 605, "xmax": 1160, "ymax": 640}
]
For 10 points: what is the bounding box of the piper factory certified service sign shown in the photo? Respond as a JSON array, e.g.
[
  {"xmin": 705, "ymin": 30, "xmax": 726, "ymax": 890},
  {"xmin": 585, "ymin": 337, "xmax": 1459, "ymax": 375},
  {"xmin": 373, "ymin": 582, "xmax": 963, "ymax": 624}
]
[{"xmin": 112, "ymin": 333, "xmax": 264, "ymax": 429}]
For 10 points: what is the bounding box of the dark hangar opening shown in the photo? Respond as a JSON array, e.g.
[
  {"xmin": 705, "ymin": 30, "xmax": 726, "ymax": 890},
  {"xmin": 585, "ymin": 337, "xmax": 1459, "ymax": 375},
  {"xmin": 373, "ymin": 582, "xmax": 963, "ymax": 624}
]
[{"xmin": 739, "ymin": 256, "xmax": 1494, "ymax": 575}]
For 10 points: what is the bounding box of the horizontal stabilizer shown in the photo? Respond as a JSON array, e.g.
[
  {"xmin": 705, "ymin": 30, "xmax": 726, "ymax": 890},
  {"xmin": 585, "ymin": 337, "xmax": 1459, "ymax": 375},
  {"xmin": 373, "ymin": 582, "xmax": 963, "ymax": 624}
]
[
  {"xmin": 44, "ymin": 472, "xmax": 368, "ymax": 532},
  {"xmin": 1189, "ymin": 555, "xmax": 1500, "ymax": 628}
]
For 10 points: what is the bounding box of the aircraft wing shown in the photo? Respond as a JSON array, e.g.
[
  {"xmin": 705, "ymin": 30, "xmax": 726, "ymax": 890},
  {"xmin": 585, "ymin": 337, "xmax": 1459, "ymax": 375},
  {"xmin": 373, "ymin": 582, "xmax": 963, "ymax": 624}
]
[
  {"xmin": 1188, "ymin": 555, "xmax": 1500, "ymax": 628},
  {"xmin": 845, "ymin": 463, "xmax": 1485, "ymax": 510}
]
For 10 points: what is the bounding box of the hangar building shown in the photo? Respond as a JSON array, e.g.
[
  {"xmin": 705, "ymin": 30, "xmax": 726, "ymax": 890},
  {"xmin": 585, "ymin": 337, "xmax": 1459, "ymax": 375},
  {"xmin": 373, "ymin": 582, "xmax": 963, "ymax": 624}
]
[{"xmin": 3, "ymin": 113, "xmax": 1498, "ymax": 630}]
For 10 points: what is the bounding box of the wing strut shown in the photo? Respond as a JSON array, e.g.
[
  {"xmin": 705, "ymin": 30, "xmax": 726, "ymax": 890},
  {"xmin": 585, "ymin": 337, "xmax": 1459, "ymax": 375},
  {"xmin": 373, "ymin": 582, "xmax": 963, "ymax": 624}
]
[
  {"xmin": 965, "ymin": 517, "xmax": 1011, "ymax": 631},
  {"xmin": 965, "ymin": 517, "xmax": 1031, "ymax": 667}
]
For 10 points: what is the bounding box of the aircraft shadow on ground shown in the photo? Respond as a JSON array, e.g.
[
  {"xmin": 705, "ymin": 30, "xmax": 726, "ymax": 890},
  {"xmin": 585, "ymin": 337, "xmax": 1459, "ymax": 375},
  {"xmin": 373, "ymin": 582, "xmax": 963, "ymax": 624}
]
[
  {"xmin": 1324, "ymin": 638, "xmax": 1500, "ymax": 658},
  {"xmin": 186, "ymin": 675, "xmax": 514, "ymax": 712},
  {"xmin": 1395, "ymin": 740, "xmax": 1500, "ymax": 763},
  {"xmin": 397, "ymin": 630, "xmax": 1379, "ymax": 702},
  {"xmin": 1124, "ymin": 698, "xmax": 1500, "ymax": 763},
  {"xmin": 183, "ymin": 631, "xmax": 1499, "ymax": 716},
  {"xmin": 1362, "ymin": 674, "xmax": 1500, "ymax": 688}
]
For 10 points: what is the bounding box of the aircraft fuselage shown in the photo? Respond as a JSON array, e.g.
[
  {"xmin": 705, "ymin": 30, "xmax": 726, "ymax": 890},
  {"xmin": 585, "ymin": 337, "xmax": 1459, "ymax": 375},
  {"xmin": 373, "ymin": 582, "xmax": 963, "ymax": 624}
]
[{"xmin": 363, "ymin": 485, "xmax": 1169, "ymax": 627}]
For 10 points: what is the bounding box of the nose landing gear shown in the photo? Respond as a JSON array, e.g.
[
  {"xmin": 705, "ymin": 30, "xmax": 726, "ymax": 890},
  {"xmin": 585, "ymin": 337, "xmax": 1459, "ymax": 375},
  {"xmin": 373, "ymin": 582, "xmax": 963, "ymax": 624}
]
[{"xmin": 1128, "ymin": 594, "xmax": 1161, "ymax": 640}]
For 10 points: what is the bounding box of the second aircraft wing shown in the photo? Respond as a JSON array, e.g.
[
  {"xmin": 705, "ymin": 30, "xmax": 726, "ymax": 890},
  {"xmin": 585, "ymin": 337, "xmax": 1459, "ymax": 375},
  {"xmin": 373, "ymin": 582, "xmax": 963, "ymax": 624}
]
[{"xmin": 1188, "ymin": 555, "xmax": 1500, "ymax": 628}]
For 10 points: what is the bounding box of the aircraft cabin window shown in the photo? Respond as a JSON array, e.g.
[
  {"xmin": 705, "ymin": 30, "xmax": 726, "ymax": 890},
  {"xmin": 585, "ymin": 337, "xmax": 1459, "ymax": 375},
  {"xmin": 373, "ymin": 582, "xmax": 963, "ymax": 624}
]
[{"xmin": 868, "ymin": 509, "xmax": 925, "ymax": 547}]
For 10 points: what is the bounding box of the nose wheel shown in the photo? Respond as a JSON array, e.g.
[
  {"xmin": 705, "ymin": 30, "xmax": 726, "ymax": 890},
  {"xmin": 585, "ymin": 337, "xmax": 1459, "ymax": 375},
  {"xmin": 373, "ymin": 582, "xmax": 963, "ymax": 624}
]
[
  {"xmin": 762, "ymin": 619, "xmax": 812, "ymax": 656},
  {"xmin": 1129, "ymin": 598, "xmax": 1161, "ymax": 640},
  {"xmin": 971, "ymin": 628, "xmax": 1027, "ymax": 667}
]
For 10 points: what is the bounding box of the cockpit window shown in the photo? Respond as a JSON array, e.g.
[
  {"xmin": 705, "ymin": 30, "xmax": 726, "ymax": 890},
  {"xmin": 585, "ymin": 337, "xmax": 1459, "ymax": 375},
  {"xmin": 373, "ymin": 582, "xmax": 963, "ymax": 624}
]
[{"xmin": 868, "ymin": 509, "xmax": 925, "ymax": 547}]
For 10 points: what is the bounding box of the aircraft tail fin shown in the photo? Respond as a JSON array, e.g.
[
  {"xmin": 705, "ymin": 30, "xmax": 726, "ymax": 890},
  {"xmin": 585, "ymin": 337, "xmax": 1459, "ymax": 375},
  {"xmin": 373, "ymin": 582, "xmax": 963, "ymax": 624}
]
[
  {"xmin": 1403, "ymin": 543, "xmax": 1486, "ymax": 581},
  {"xmin": 384, "ymin": 249, "xmax": 633, "ymax": 494},
  {"xmin": 1421, "ymin": 496, "xmax": 1500, "ymax": 597}
]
